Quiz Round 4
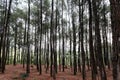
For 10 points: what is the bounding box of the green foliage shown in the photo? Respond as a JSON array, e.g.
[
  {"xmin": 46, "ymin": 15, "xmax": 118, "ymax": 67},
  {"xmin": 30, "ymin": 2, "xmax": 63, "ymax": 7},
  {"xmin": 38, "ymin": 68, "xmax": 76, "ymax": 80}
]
[
  {"xmin": 19, "ymin": 73, "xmax": 29, "ymax": 80},
  {"xmin": 43, "ymin": 0, "xmax": 50, "ymax": 11}
]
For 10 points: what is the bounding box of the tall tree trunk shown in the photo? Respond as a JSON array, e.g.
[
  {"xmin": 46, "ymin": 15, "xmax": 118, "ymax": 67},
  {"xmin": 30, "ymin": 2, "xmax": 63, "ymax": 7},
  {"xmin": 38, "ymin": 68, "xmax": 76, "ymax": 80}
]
[
  {"xmin": 109, "ymin": 0, "xmax": 120, "ymax": 80},
  {"xmin": 39, "ymin": 0, "xmax": 43, "ymax": 75},
  {"xmin": 88, "ymin": 0, "xmax": 97, "ymax": 79},
  {"xmin": 58, "ymin": 21, "xmax": 61, "ymax": 72},
  {"xmin": 62, "ymin": 0, "xmax": 65, "ymax": 72},
  {"xmin": 54, "ymin": 0, "xmax": 58, "ymax": 73},
  {"xmin": 26, "ymin": 0, "xmax": 30, "ymax": 74},
  {"xmin": 13, "ymin": 24, "xmax": 17, "ymax": 66},
  {"xmin": 72, "ymin": 13, "xmax": 77, "ymax": 75},
  {"xmin": 92, "ymin": 0, "xmax": 107, "ymax": 80},
  {"xmin": 80, "ymin": 0, "xmax": 86, "ymax": 79},
  {"xmin": 101, "ymin": 1, "xmax": 110, "ymax": 69},
  {"xmin": 50, "ymin": 0, "xmax": 54, "ymax": 77},
  {"xmin": 6, "ymin": 26, "xmax": 10, "ymax": 65},
  {"xmin": 23, "ymin": 20, "xmax": 27, "ymax": 68},
  {"xmin": 1, "ymin": 0, "xmax": 12, "ymax": 73}
]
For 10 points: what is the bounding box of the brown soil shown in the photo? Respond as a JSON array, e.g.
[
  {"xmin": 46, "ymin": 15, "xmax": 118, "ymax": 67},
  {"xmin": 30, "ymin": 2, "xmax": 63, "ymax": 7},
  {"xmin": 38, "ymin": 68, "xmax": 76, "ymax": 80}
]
[{"xmin": 0, "ymin": 65, "xmax": 112, "ymax": 80}]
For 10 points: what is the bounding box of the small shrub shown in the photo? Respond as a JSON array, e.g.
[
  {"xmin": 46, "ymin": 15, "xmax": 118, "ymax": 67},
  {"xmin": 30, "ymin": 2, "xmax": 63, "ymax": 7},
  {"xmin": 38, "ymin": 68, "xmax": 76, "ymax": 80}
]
[{"xmin": 19, "ymin": 73, "xmax": 29, "ymax": 80}]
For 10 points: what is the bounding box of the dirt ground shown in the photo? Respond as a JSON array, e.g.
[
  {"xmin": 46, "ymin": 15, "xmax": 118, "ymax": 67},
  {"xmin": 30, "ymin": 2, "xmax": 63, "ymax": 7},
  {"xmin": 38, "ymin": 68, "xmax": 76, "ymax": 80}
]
[{"xmin": 0, "ymin": 64, "xmax": 112, "ymax": 80}]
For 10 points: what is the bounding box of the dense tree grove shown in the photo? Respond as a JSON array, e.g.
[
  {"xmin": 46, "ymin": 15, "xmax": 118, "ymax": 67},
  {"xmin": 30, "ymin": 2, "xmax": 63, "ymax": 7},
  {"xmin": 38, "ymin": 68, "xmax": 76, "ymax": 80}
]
[{"xmin": 0, "ymin": 0, "xmax": 120, "ymax": 80}]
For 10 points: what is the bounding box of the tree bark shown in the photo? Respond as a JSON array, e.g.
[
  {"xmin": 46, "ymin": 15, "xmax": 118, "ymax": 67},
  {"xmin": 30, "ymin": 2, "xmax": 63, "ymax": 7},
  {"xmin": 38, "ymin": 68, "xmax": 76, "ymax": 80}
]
[{"xmin": 109, "ymin": 0, "xmax": 120, "ymax": 80}]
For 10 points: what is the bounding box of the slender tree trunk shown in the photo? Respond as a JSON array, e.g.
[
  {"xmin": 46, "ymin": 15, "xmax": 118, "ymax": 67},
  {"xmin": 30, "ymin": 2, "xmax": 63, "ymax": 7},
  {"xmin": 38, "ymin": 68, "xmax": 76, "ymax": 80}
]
[
  {"xmin": 13, "ymin": 24, "xmax": 17, "ymax": 66},
  {"xmin": 1, "ymin": 0, "xmax": 12, "ymax": 73},
  {"xmin": 72, "ymin": 14, "xmax": 77, "ymax": 75},
  {"xmin": 88, "ymin": 0, "xmax": 97, "ymax": 79},
  {"xmin": 26, "ymin": 0, "xmax": 30, "ymax": 74},
  {"xmin": 62, "ymin": 0, "xmax": 65, "ymax": 72},
  {"xmin": 6, "ymin": 26, "xmax": 10, "ymax": 65},
  {"xmin": 23, "ymin": 20, "xmax": 27, "ymax": 68},
  {"xmin": 80, "ymin": 1, "xmax": 86, "ymax": 79},
  {"xmin": 101, "ymin": 1, "xmax": 110, "ymax": 69},
  {"xmin": 58, "ymin": 22, "xmax": 61, "ymax": 72},
  {"xmin": 50, "ymin": 0, "xmax": 54, "ymax": 77},
  {"xmin": 92, "ymin": 0, "xmax": 107, "ymax": 80},
  {"xmin": 39, "ymin": 0, "xmax": 43, "ymax": 75},
  {"xmin": 54, "ymin": 0, "xmax": 58, "ymax": 73}
]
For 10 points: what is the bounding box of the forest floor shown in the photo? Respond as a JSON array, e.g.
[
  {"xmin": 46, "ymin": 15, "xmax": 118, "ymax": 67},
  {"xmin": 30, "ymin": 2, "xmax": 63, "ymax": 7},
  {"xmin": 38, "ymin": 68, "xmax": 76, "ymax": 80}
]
[{"xmin": 0, "ymin": 64, "xmax": 112, "ymax": 80}]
